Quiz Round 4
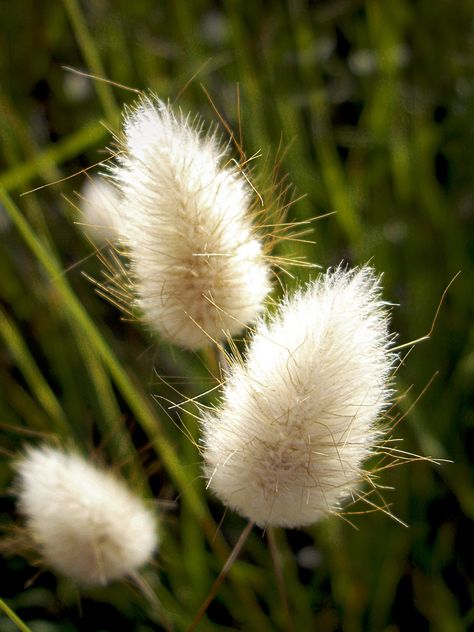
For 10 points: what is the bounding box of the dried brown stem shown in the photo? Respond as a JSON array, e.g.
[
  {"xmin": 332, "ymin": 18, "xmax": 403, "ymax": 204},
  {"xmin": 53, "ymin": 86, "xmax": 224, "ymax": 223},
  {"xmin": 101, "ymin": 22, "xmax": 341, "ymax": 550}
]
[{"xmin": 187, "ymin": 520, "xmax": 254, "ymax": 631}]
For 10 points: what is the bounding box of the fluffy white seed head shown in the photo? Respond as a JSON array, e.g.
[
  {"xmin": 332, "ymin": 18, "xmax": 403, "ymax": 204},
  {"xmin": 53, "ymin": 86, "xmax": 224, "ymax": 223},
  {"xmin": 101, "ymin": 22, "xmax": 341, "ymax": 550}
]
[
  {"xmin": 108, "ymin": 95, "xmax": 271, "ymax": 350},
  {"xmin": 14, "ymin": 445, "xmax": 158, "ymax": 586},
  {"xmin": 79, "ymin": 175, "xmax": 121, "ymax": 242},
  {"xmin": 202, "ymin": 266, "xmax": 396, "ymax": 528}
]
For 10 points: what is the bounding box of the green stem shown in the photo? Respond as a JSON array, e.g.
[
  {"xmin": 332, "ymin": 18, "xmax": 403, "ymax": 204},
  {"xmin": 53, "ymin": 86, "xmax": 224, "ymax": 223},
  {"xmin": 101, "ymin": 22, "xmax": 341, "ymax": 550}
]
[
  {"xmin": 75, "ymin": 333, "xmax": 148, "ymax": 491},
  {"xmin": 0, "ymin": 307, "xmax": 69, "ymax": 436},
  {"xmin": 62, "ymin": 0, "xmax": 118, "ymax": 123},
  {"xmin": 267, "ymin": 528, "xmax": 294, "ymax": 632},
  {"xmin": 0, "ymin": 598, "xmax": 32, "ymax": 632},
  {"xmin": 0, "ymin": 122, "xmax": 107, "ymax": 193}
]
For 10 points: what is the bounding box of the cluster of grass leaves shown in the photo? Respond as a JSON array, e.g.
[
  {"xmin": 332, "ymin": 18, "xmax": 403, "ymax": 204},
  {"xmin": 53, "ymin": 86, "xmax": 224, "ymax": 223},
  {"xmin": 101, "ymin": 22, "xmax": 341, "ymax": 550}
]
[{"xmin": 0, "ymin": 0, "xmax": 473, "ymax": 630}]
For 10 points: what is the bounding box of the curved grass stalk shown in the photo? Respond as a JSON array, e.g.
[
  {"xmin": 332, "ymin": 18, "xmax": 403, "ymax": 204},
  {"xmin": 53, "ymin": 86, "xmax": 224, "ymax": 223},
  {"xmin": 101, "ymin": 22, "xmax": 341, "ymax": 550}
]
[
  {"xmin": 0, "ymin": 122, "xmax": 107, "ymax": 194},
  {"xmin": 0, "ymin": 307, "xmax": 69, "ymax": 436}
]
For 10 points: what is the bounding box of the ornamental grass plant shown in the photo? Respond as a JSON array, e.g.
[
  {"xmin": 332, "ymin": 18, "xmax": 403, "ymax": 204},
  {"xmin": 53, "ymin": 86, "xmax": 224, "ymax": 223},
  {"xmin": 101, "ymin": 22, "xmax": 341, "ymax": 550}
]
[{"xmin": 0, "ymin": 2, "xmax": 471, "ymax": 631}]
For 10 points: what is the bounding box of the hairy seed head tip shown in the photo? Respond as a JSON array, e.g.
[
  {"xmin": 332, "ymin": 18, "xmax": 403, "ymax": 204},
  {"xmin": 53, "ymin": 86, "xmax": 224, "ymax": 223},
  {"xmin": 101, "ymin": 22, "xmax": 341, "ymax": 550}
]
[
  {"xmin": 202, "ymin": 266, "xmax": 396, "ymax": 528},
  {"xmin": 108, "ymin": 94, "xmax": 271, "ymax": 349},
  {"xmin": 14, "ymin": 445, "xmax": 158, "ymax": 586}
]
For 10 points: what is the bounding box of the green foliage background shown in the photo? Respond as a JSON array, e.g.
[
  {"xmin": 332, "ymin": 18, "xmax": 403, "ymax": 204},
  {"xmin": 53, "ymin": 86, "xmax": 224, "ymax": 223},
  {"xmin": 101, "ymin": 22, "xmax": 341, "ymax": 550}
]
[{"xmin": 0, "ymin": 1, "xmax": 473, "ymax": 630}]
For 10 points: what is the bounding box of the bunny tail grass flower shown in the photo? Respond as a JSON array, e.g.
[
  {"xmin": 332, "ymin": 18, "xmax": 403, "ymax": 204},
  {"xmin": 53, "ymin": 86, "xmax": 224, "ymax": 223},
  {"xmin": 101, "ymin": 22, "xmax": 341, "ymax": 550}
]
[
  {"xmin": 14, "ymin": 445, "xmax": 158, "ymax": 587},
  {"xmin": 202, "ymin": 266, "xmax": 396, "ymax": 528},
  {"xmin": 79, "ymin": 175, "xmax": 121, "ymax": 242},
  {"xmin": 108, "ymin": 94, "xmax": 271, "ymax": 350}
]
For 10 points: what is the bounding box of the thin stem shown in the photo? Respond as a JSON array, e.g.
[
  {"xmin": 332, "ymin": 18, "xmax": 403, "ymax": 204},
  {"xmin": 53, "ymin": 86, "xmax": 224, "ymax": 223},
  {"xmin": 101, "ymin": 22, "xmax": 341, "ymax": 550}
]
[
  {"xmin": 129, "ymin": 571, "xmax": 174, "ymax": 632},
  {"xmin": 62, "ymin": 0, "xmax": 118, "ymax": 122},
  {"xmin": 217, "ymin": 345, "xmax": 230, "ymax": 375},
  {"xmin": 0, "ymin": 306, "xmax": 69, "ymax": 436},
  {"xmin": 0, "ymin": 121, "xmax": 106, "ymax": 193},
  {"xmin": 187, "ymin": 520, "xmax": 254, "ymax": 631},
  {"xmin": 267, "ymin": 528, "xmax": 294, "ymax": 632},
  {"xmin": 0, "ymin": 597, "xmax": 32, "ymax": 632}
]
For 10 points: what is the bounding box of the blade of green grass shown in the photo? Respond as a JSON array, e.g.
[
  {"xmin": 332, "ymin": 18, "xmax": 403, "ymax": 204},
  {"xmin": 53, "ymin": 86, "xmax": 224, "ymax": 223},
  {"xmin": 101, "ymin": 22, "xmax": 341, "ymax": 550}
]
[
  {"xmin": 223, "ymin": 0, "xmax": 272, "ymax": 156},
  {"xmin": 0, "ymin": 597, "xmax": 32, "ymax": 632},
  {"xmin": 0, "ymin": 307, "xmax": 69, "ymax": 436},
  {"xmin": 62, "ymin": 0, "xmax": 118, "ymax": 123},
  {"xmin": 0, "ymin": 121, "xmax": 107, "ymax": 193},
  {"xmin": 74, "ymin": 333, "xmax": 148, "ymax": 491},
  {"xmin": 1, "ymin": 370, "xmax": 54, "ymax": 434},
  {"xmin": 287, "ymin": 1, "xmax": 362, "ymax": 247}
]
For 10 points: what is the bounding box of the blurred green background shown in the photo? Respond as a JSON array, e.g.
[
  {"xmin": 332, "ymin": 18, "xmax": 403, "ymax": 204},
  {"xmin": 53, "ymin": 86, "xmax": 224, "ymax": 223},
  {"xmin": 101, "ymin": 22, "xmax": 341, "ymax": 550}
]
[{"xmin": 0, "ymin": 0, "xmax": 473, "ymax": 630}]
